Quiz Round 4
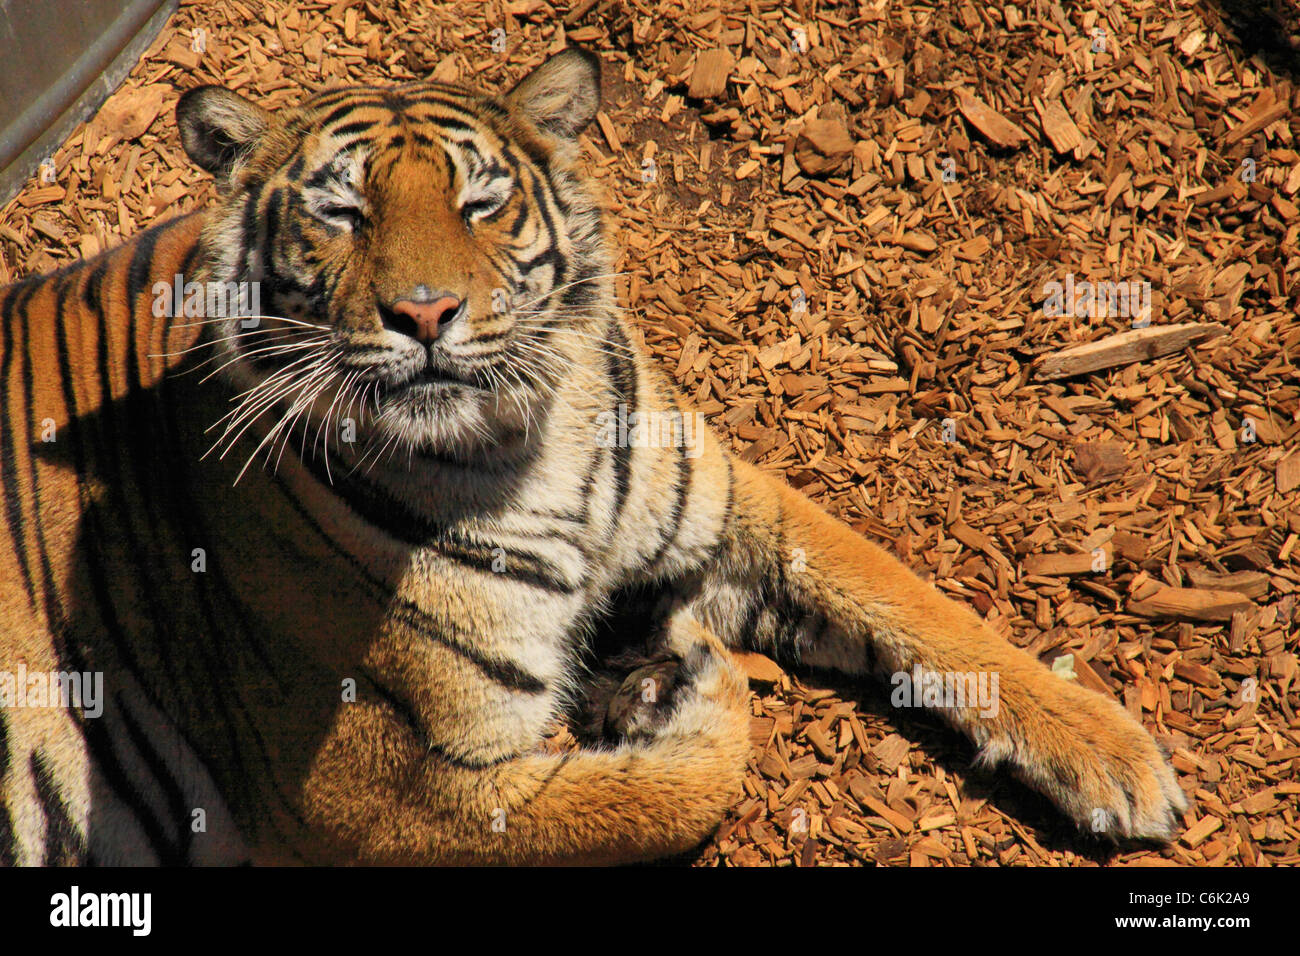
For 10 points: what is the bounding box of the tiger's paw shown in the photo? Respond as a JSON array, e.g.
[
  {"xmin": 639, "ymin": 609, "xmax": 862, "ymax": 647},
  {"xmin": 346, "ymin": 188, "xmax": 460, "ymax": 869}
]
[
  {"xmin": 984, "ymin": 680, "xmax": 1188, "ymax": 842},
  {"xmin": 603, "ymin": 656, "xmax": 680, "ymax": 740},
  {"xmin": 648, "ymin": 614, "xmax": 751, "ymax": 761}
]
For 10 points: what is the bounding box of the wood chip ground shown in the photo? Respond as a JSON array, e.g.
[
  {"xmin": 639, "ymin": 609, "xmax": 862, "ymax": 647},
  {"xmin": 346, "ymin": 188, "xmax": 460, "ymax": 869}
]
[{"xmin": 2, "ymin": 0, "xmax": 1297, "ymax": 867}]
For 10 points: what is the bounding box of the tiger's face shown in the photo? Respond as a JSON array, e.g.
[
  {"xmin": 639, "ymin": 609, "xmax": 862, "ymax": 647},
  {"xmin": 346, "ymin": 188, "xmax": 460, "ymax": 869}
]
[{"xmin": 176, "ymin": 50, "xmax": 609, "ymax": 465}]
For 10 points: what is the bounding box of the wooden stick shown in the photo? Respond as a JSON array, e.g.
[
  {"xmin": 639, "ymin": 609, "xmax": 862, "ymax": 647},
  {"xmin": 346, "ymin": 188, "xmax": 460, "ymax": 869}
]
[{"xmin": 1034, "ymin": 323, "xmax": 1226, "ymax": 380}]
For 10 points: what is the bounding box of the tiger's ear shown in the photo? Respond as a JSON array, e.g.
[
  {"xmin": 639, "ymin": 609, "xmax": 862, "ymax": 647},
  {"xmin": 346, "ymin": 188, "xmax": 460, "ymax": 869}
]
[
  {"xmin": 505, "ymin": 48, "xmax": 601, "ymax": 142},
  {"xmin": 176, "ymin": 85, "xmax": 271, "ymax": 182}
]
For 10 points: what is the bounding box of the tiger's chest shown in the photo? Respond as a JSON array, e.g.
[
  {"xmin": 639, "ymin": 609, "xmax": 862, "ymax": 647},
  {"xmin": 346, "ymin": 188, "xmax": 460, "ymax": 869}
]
[
  {"xmin": 262, "ymin": 450, "xmax": 620, "ymax": 765},
  {"xmin": 235, "ymin": 382, "xmax": 709, "ymax": 765}
]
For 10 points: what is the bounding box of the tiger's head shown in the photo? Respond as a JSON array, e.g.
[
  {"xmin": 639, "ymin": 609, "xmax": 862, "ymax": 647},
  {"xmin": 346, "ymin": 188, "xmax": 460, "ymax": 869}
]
[{"xmin": 176, "ymin": 49, "xmax": 611, "ymax": 467}]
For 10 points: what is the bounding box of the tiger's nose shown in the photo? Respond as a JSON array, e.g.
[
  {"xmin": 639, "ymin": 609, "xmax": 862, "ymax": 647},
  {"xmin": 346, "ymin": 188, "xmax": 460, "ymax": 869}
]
[{"xmin": 387, "ymin": 295, "xmax": 463, "ymax": 343}]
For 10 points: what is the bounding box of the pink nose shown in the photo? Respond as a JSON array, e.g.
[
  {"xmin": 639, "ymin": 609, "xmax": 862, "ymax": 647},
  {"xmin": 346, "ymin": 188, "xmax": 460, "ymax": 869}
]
[{"xmin": 391, "ymin": 295, "xmax": 462, "ymax": 343}]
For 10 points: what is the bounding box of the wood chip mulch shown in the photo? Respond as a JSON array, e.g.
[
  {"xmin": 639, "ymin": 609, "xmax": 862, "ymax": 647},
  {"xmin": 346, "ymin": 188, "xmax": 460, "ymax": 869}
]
[{"xmin": 1, "ymin": 0, "xmax": 1296, "ymax": 867}]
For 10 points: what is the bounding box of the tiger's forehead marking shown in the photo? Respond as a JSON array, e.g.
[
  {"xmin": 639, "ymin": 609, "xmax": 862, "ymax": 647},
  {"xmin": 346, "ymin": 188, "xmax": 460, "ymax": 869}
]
[
  {"xmin": 289, "ymin": 90, "xmax": 495, "ymax": 166},
  {"xmin": 300, "ymin": 85, "xmax": 504, "ymax": 141},
  {"xmin": 272, "ymin": 87, "xmax": 548, "ymax": 210},
  {"xmin": 283, "ymin": 81, "xmax": 549, "ymax": 172}
]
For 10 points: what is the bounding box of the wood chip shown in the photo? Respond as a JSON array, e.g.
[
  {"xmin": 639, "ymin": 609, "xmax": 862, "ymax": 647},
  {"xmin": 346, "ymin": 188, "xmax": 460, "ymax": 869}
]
[
  {"xmin": 793, "ymin": 119, "xmax": 854, "ymax": 176},
  {"xmin": 1033, "ymin": 97, "xmax": 1083, "ymax": 155},
  {"xmin": 687, "ymin": 48, "xmax": 735, "ymax": 100},
  {"xmin": 1034, "ymin": 323, "xmax": 1228, "ymax": 380},
  {"xmin": 1277, "ymin": 452, "xmax": 1300, "ymax": 495},
  {"xmin": 733, "ymin": 651, "xmax": 784, "ymax": 685},
  {"xmin": 1127, "ymin": 586, "xmax": 1256, "ymax": 622},
  {"xmin": 956, "ymin": 90, "xmax": 1028, "ymax": 148}
]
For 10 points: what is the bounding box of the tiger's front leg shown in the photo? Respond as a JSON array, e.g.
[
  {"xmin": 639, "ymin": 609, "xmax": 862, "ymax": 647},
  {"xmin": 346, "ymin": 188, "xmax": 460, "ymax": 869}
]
[
  {"xmin": 294, "ymin": 611, "xmax": 750, "ymax": 865},
  {"xmin": 686, "ymin": 453, "xmax": 1187, "ymax": 842}
]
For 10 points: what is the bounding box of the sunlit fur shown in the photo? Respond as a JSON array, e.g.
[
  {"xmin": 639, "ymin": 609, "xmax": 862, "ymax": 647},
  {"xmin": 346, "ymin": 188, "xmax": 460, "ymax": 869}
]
[
  {"xmin": 190, "ymin": 73, "xmax": 613, "ymax": 475},
  {"xmin": 0, "ymin": 51, "xmax": 1185, "ymax": 866}
]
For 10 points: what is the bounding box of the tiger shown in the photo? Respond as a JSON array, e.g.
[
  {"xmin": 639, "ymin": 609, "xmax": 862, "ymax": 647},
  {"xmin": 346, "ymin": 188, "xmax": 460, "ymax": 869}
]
[{"xmin": 0, "ymin": 47, "xmax": 1187, "ymax": 865}]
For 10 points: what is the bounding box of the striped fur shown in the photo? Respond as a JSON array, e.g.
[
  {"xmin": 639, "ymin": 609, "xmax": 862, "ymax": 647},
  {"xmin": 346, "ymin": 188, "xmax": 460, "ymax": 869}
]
[{"xmin": 0, "ymin": 50, "xmax": 1184, "ymax": 865}]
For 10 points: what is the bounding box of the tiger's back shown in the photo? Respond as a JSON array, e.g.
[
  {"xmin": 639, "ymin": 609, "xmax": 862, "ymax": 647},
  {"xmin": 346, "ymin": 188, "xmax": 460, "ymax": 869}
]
[{"xmin": 0, "ymin": 215, "xmax": 253, "ymax": 863}]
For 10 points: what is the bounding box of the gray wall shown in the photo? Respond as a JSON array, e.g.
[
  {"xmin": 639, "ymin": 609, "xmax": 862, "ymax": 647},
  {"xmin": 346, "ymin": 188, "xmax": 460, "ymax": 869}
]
[{"xmin": 0, "ymin": 0, "xmax": 177, "ymax": 203}]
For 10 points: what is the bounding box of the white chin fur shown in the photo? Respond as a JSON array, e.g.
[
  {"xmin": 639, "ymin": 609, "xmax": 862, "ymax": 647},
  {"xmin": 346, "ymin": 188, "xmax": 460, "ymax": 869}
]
[{"xmin": 365, "ymin": 383, "xmax": 530, "ymax": 459}]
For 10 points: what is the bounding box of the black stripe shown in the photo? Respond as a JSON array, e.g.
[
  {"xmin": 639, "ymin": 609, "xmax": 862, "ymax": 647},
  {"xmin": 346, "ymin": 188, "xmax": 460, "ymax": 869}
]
[
  {"xmin": 125, "ymin": 221, "xmax": 164, "ymax": 308},
  {"xmin": 769, "ymin": 499, "xmax": 809, "ymax": 652},
  {"xmin": 0, "ymin": 715, "xmax": 15, "ymax": 865},
  {"xmin": 80, "ymin": 258, "xmax": 109, "ymax": 313},
  {"xmin": 504, "ymin": 194, "xmax": 529, "ymax": 236},
  {"xmin": 356, "ymin": 670, "xmax": 515, "ymax": 770},
  {"xmin": 0, "ymin": 280, "xmax": 41, "ymax": 609},
  {"xmin": 518, "ymin": 235, "xmax": 566, "ymax": 278},
  {"xmin": 525, "ymin": 174, "xmax": 565, "ymax": 280},
  {"xmin": 604, "ymin": 318, "xmax": 637, "ymax": 529},
  {"xmin": 261, "ymin": 187, "xmax": 284, "ymax": 277},
  {"xmin": 705, "ymin": 455, "xmax": 735, "ymax": 564},
  {"xmin": 388, "ymin": 605, "xmax": 547, "ymax": 695},
  {"xmin": 304, "ymin": 162, "xmax": 344, "ymax": 191},
  {"xmin": 646, "ymin": 435, "xmax": 691, "ymax": 572},
  {"xmin": 380, "ymin": 91, "xmax": 413, "ymax": 112},
  {"xmin": 238, "ymin": 193, "xmax": 260, "ymax": 277},
  {"xmin": 739, "ymin": 590, "xmax": 765, "ymax": 647},
  {"xmin": 328, "ymin": 120, "xmax": 379, "ymax": 140},
  {"xmin": 79, "ymin": 703, "xmax": 181, "ymax": 864},
  {"xmin": 419, "ymin": 115, "xmax": 475, "ymax": 136},
  {"xmin": 296, "ymin": 454, "xmax": 580, "ymax": 594},
  {"xmin": 503, "ymin": 121, "xmax": 554, "ymax": 174},
  {"xmin": 308, "ymin": 88, "xmax": 384, "ymax": 111},
  {"xmin": 114, "ymin": 697, "xmax": 192, "ymax": 861},
  {"xmin": 460, "ymin": 326, "xmax": 512, "ymax": 347},
  {"xmin": 408, "ymin": 129, "xmax": 442, "ymax": 150},
  {"xmin": 558, "ymin": 274, "xmax": 598, "ymax": 311},
  {"xmin": 316, "ymin": 99, "xmax": 389, "ymax": 130},
  {"xmin": 409, "ymin": 90, "xmax": 480, "ymax": 113},
  {"xmin": 31, "ymin": 750, "xmax": 87, "ymax": 865}
]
